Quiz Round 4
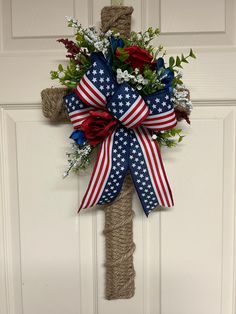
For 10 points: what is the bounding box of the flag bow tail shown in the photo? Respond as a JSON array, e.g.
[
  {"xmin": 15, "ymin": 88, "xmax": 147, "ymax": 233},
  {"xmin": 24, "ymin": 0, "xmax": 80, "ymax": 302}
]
[
  {"xmin": 129, "ymin": 127, "xmax": 174, "ymax": 215},
  {"xmin": 78, "ymin": 126, "xmax": 129, "ymax": 211}
]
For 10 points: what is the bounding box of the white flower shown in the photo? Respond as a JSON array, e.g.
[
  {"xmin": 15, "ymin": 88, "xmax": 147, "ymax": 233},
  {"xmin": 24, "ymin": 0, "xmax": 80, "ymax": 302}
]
[
  {"xmin": 105, "ymin": 30, "xmax": 113, "ymax": 37},
  {"xmin": 143, "ymin": 32, "xmax": 150, "ymax": 43},
  {"xmin": 65, "ymin": 16, "xmax": 73, "ymax": 22},
  {"xmin": 137, "ymin": 74, "xmax": 144, "ymax": 83},
  {"xmin": 152, "ymin": 134, "xmax": 157, "ymax": 140},
  {"xmin": 80, "ymin": 47, "xmax": 88, "ymax": 54},
  {"xmin": 113, "ymin": 32, "xmax": 120, "ymax": 38},
  {"xmin": 65, "ymin": 16, "xmax": 81, "ymax": 29},
  {"xmin": 142, "ymin": 79, "xmax": 149, "ymax": 85},
  {"xmin": 62, "ymin": 171, "xmax": 69, "ymax": 178},
  {"xmin": 117, "ymin": 77, "xmax": 124, "ymax": 84},
  {"xmin": 94, "ymin": 41, "xmax": 103, "ymax": 50},
  {"xmin": 116, "ymin": 68, "xmax": 136, "ymax": 84},
  {"xmin": 84, "ymin": 35, "xmax": 93, "ymax": 44},
  {"xmin": 58, "ymin": 71, "xmax": 65, "ymax": 79},
  {"xmin": 172, "ymin": 86, "xmax": 192, "ymax": 113},
  {"xmin": 137, "ymin": 33, "xmax": 142, "ymax": 40}
]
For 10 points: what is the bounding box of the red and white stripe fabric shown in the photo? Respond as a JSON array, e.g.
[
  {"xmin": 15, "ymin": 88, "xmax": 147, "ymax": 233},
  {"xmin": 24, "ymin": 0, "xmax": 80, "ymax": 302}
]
[
  {"xmin": 134, "ymin": 127, "xmax": 174, "ymax": 207},
  {"xmin": 141, "ymin": 108, "xmax": 177, "ymax": 131},
  {"xmin": 78, "ymin": 130, "xmax": 115, "ymax": 211},
  {"xmin": 75, "ymin": 75, "xmax": 107, "ymax": 110},
  {"xmin": 68, "ymin": 107, "xmax": 93, "ymax": 129},
  {"xmin": 119, "ymin": 95, "xmax": 150, "ymax": 129}
]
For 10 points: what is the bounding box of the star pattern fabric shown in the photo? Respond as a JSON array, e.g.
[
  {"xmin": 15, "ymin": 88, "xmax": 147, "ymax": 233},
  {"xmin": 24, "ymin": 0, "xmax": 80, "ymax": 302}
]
[
  {"xmin": 64, "ymin": 92, "xmax": 93, "ymax": 129},
  {"xmin": 129, "ymin": 131, "xmax": 159, "ymax": 214},
  {"xmin": 75, "ymin": 53, "xmax": 116, "ymax": 109},
  {"xmin": 143, "ymin": 87, "xmax": 177, "ymax": 131},
  {"xmin": 145, "ymin": 88, "xmax": 172, "ymax": 115},
  {"xmin": 98, "ymin": 126, "xmax": 129, "ymax": 205},
  {"xmin": 107, "ymin": 83, "xmax": 149, "ymax": 128}
]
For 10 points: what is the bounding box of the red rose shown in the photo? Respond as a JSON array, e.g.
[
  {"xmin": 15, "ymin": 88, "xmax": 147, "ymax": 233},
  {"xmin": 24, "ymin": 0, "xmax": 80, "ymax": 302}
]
[
  {"xmin": 80, "ymin": 111, "xmax": 117, "ymax": 146},
  {"xmin": 116, "ymin": 45, "xmax": 156, "ymax": 72}
]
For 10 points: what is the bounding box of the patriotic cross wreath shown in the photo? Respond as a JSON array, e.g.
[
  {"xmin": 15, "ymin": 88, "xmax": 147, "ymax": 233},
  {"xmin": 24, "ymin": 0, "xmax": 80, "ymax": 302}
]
[{"xmin": 51, "ymin": 17, "xmax": 195, "ymax": 215}]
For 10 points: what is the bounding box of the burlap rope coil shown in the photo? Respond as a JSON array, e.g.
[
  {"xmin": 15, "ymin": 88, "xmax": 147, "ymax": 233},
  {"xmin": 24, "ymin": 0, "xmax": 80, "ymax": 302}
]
[
  {"xmin": 101, "ymin": 6, "xmax": 133, "ymax": 38},
  {"xmin": 41, "ymin": 87, "xmax": 70, "ymax": 122},
  {"xmin": 41, "ymin": 6, "xmax": 136, "ymax": 300},
  {"xmin": 104, "ymin": 175, "xmax": 135, "ymax": 300}
]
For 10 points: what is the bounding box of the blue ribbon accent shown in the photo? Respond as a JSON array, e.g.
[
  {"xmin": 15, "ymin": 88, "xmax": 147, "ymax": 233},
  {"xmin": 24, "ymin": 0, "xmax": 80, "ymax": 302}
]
[
  {"xmin": 156, "ymin": 57, "xmax": 174, "ymax": 92},
  {"xmin": 110, "ymin": 36, "xmax": 124, "ymax": 53},
  {"xmin": 107, "ymin": 36, "xmax": 125, "ymax": 66}
]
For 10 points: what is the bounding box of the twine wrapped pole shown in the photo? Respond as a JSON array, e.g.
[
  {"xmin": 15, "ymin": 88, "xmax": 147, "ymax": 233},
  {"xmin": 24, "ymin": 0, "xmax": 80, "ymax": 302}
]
[
  {"xmin": 41, "ymin": 87, "xmax": 70, "ymax": 122},
  {"xmin": 101, "ymin": 6, "xmax": 133, "ymax": 38},
  {"xmin": 41, "ymin": 6, "xmax": 135, "ymax": 300},
  {"xmin": 104, "ymin": 175, "xmax": 135, "ymax": 300},
  {"xmin": 101, "ymin": 5, "xmax": 135, "ymax": 300}
]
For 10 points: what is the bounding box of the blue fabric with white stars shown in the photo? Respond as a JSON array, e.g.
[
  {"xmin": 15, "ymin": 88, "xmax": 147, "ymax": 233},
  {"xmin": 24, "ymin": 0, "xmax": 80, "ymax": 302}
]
[
  {"xmin": 144, "ymin": 87, "xmax": 173, "ymax": 115},
  {"xmin": 86, "ymin": 53, "xmax": 117, "ymax": 98},
  {"xmin": 98, "ymin": 126, "xmax": 159, "ymax": 215},
  {"xmin": 64, "ymin": 92, "xmax": 87, "ymax": 113},
  {"xmin": 128, "ymin": 132, "xmax": 158, "ymax": 215},
  {"xmin": 98, "ymin": 126, "xmax": 129, "ymax": 205},
  {"xmin": 107, "ymin": 83, "xmax": 140, "ymax": 120}
]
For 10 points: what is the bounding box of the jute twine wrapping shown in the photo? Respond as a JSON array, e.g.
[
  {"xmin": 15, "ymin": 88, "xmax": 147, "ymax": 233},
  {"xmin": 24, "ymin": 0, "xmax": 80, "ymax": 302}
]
[
  {"xmin": 41, "ymin": 6, "xmax": 136, "ymax": 300},
  {"xmin": 103, "ymin": 175, "xmax": 135, "ymax": 300},
  {"xmin": 101, "ymin": 5, "xmax": 136, "ymax": 300},
  {"xmin": 41, "ymin": 88, "xmax": 70, "ymax": 122},
  {"xmin": 101, "ymin": 6, "xmax": 133, "ymax": 38}
]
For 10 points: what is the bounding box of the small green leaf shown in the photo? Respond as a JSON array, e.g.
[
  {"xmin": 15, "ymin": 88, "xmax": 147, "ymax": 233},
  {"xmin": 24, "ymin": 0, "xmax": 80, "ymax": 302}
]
[
  {"xmin": 76, "ymin": 33, "xmax": 83, "ymax": 42},
  {"xmin": 189, "ymin": 48, "xmax": 196, "ymax": 59},
  {"xmin": 169, "ymin": 56, "xmax": 175, "ymax": 68},
  {"xmin": 178, "ymin": 136, "xmax": 184, "ymax": 143},
  {"xmin": 116, "ymin": 48, "xmax": 129, "ymax": 62},
  {"xmin": 175, "ymin": 56, "xmax": 183, "ymax": 68},
  {"xmin": 79, "ymin": 54, "xmax": 88, "ymax": 65},
  {"xmin": 181, "ymin": 53, "xmax": 189, "ymax": 63},
  {"xmin": 58, "ymin": 64, "xmax": 63, "ymax": 72}
]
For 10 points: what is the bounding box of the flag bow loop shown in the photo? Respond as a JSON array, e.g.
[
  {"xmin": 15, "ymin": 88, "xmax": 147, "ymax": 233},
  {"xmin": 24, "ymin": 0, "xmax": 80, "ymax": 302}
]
[
  {"xmin": 64, "ymin": 53, "xmax": 177, "ymax": 215},
  {"xmin": 107, "ymin": 83, "xmax": 150, "ymax": 129}
]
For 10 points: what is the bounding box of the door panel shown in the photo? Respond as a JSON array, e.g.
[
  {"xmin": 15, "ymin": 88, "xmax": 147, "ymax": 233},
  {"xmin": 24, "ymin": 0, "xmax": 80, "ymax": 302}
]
[{"xmin": 0, "ymin": 106, "xmax": 235, "ymax": 314}]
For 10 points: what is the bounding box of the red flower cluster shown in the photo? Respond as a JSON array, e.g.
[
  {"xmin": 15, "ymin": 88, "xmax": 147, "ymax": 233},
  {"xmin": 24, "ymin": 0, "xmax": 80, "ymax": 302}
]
[
  {"xmin": 116, "ymin": 45, "xmax": 156, "ymax": 72},
  {"xmin": 80, "ymin": 111, "xmax": 117, "ymax": 146},
  {"xmin": 58, "ymin": 38, "xmax": 81, "ymax": 60}
]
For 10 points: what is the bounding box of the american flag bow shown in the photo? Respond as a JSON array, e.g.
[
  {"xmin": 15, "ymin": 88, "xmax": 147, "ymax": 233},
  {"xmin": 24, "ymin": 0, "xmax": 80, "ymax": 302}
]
[{"xmin": 64, "ymin": 53, "xmax": 177, "ymax": 215}]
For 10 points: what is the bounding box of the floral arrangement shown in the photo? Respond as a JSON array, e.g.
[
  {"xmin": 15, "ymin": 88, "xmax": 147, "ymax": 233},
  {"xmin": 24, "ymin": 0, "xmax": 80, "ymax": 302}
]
[
  {"xmin": 50, "ymin": 17, "xmax": 195, "ymax": 214},
  {"xmin": 51, "ymin": 18, "xmax": 195, "ymax": 179}
]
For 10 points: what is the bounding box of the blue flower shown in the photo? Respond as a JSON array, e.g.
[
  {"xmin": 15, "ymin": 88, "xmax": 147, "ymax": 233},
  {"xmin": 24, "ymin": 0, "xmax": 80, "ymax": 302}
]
[
  {"xmin": 70, "ymin": 130, "xmax": 86, "ymax": 146},
  {"xmin": 156, "ymin": 57, "xmax": 174, "ymax": 89}
]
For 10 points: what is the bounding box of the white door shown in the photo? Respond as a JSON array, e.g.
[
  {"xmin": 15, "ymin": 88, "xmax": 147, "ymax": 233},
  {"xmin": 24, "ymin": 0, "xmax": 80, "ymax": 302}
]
[{"xmin": 0, "ymin": 1, "xmax": 236, "ymax": 314}]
